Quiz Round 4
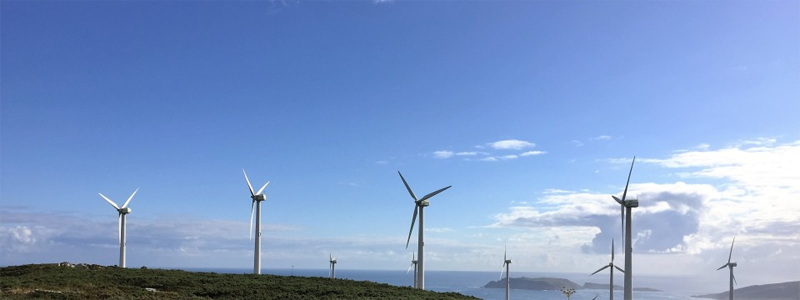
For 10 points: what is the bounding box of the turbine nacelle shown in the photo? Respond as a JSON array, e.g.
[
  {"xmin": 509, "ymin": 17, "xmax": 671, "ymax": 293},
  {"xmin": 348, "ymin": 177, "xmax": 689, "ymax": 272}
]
[
  {"xmin": 624, "ymin": 199, "xmax": 639, "ymax": 208},
  {"xmin": 418, "ymin": 200, "xmax": 430, "ymax": 207},
  {"xmin": 505, "ymin": 259, "xmax": 512, "ymax": 264},
  {"xmin": 252, "ymin": 194, "xmax": 266, "ymax": 201},
  {"xmin": 118, "ymin": 207, "xmax": 132, "ymax": 214},
  {"xmin": 730, "ymin": 262, "xmax": 737, "ymax": 267}
]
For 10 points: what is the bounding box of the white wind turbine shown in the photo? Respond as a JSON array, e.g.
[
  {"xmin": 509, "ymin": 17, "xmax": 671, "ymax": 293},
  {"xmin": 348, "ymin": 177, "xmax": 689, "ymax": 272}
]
[
  {"xmin": 590, "ymin": 239, "xmax": 625, "ymax": 300},
  {"xmin": 99, "ymin": 188, "xmax": 138, "ymax": 268},
  {"xmin": 500, "ymin": 244, "xmax": 512, "ymax": 300},
  {"xmin": 243, "ymin": 169, "xmax": 270, "ymax": 275},
  {"xmin": 717, "ymin": 237, "xmax": 738, "ymax": 300},
  {"xmin": 611, "ymin": 157, "xmax": 638, "ymax": 300},
  {"xmin": 406, "ymin": 252, "xmax": 418, "ymax": 288},
  {"xmin": 399, "ymin": 171, "xmax": 451, "ymax": 290},
  {"xmin": 329, "ymin": 253, "xmax": 337, "ymax": 279}
]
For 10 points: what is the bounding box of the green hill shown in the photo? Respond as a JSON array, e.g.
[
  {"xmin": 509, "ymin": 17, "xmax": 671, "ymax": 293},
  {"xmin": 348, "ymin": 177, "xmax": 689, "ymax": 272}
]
[
  {"xmin": 0, "ymin": 263, "xmax": 478, "ymax": 300},
  {"xmin": 692, "ymin": 281, "xmax": 800, "ymax": 300}
]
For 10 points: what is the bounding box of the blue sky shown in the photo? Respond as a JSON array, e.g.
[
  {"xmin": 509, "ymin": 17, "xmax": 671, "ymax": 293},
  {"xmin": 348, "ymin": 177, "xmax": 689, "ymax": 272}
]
[{"xmin": 1, "ymin": 0, "xmax": 799, "ymax": 291}]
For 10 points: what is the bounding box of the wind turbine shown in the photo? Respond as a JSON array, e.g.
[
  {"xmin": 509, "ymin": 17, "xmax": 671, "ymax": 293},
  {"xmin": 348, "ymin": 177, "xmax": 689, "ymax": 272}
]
[
  {"xmin": 399, "ymin": 171, "xmax": 451, "ymax": 290},
  {"xmin": 243, "ymin": 169, "xmax": 270, "ymax": 275},
  {"xmin": 329, "ymin": 253, "xmax": 337, "ymax": 279},
  {"xmin": 717, "ymin": 237, "xmax": 737, "ymax": 300},
  {"xmin": 611, "ymin": 157, "xmax": 638, "ymax": 300},
  {"xmin": 591, "ymin": 239, "xmax": 625, "ymax": 300},
  {"xmin": 406, "ymin": 252, "xmax": 418, "ymax": 288},
  {"xmin": 500, "ymin": 244, "xmax": 512, "ymax": 300},
  {"xmin": 99, "ymin": 188, "xmax": 138, "ymax": 268}
]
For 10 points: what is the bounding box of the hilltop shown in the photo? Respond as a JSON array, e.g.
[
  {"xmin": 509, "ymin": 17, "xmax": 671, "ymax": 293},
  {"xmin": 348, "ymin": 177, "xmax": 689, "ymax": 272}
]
[
  {"xmin": 0, "ymin": 263, "xmax": 478, "ymax": 300},
  {"xmin": 692, "ymin": 281, "xmax": 800, "ymax": 300}
]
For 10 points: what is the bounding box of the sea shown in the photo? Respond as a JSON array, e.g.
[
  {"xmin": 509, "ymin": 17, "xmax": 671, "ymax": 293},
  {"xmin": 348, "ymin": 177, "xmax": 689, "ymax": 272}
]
[{"xmin": 181, "ymin": 268, "xmax": 715, "ymax": 300}]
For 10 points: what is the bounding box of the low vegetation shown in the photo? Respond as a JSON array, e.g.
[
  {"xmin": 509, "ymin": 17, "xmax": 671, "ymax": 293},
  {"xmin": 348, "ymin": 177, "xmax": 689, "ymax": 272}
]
[{"xmin": 0, "ymin": 263, "xmax": 478, "ymax": 299}]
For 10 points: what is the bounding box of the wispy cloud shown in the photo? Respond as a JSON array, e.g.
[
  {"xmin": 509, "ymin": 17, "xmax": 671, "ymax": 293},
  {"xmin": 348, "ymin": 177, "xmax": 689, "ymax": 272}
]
[
  {"xmin": 571, "ymin": 140, "xmax": 584, "ymax": 147},
  {"xmin": 590, "ymin": 135, "xmax": 613, "ymax": 141},
  {"xmin": 433, "ymin": 150, "xmax": 455, "ymax": 159},
  {"xmin": 487, "ymin": 139, "xmax": 535, "ymax": 150},
  {"xmin": 520, "ymin": 151, "xmax": 546, "ymax": 157}
]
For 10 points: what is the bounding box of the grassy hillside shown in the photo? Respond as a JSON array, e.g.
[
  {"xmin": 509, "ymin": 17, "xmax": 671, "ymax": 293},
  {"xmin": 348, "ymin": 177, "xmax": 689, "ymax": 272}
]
[{"xmin": 0, "ymin": 264, "xmax": 479, "ymax": 300}]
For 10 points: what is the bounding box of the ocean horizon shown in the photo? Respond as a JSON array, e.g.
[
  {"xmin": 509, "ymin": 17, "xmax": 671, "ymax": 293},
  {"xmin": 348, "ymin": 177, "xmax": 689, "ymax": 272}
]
[{"xmin": 179, "ymin": 267, "xmax": 715, "ymax": 300}]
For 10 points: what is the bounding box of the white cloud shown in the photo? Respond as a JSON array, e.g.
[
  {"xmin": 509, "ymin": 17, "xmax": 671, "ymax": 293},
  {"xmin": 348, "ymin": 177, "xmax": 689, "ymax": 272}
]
[
  {"xmin": 433, "ymin": 150, "xmax": 454, "ymax": 159},
  {"xmin": 590, "ymin": 135, "xmax": 613, "ymax": 141},
  {"xmin": 500, "ymin": 155, "xmax": 518, "ymax": 160},
  {"xmin": 487, "ymin": 139, "xmax": 535, "ymax": 150},
  {"xmin": 455, "ymin": 151, "xmax": 479, "ymax": 156},
  {"xmin": 572, "ymin": 140, "xmax": 584, "ymax": 147},
  {"xmin": 520, "ymin": 150, "xmax": 546, "ymax": 157},
  {"xmin": 479, "ymin": 157, "xmax": 498, "ymax": 162},
  {"xmin": 427, "ymin": 227, "xmax": 455, "ymax": 233}
]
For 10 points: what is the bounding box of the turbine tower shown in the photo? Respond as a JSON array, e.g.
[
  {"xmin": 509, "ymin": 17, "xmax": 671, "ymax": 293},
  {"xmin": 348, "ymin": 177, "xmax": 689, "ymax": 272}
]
[
  {"xmin": 329, "ymin": 253, "xmax": 337, "ymax": 279},
  {"xmin": 406, "ymin": 252, "xmax": 418, "ymax": 288},
  {"xmin": 611, "ymin": 157, "xmax": 637, "ymax": 300},
  {"xmin": 717, "ymin": 237, "xmax": 738, "ymax": 300},
  {"xmin": 99, "ymin": 188, "xmax": 138, "ymax": 268},
  {"xmin": 399, "ymin": 171, "xmax": 451, "ymax": 290},
  {"xmin": 591, "ymin": 239, "xmax": 625, "ymax": 300},
  {"xmin": 500, "ymin": 244, "xmax": 512, "ymax": 300},
  {"xmin": 243, "ymin": 169, "xmax": 270, "ymax": 275}
]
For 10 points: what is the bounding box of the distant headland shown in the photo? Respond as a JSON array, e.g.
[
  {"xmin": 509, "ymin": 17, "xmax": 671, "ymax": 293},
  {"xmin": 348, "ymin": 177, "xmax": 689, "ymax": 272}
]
[{"xmin": 483, "ymin": 276, "xmax": 662, "ymax": 292}]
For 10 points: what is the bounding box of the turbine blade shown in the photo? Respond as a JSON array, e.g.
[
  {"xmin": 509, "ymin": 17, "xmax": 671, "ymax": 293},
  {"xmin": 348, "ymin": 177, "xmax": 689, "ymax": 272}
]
[
  {"xmin": 398, "ymin": 171, "xmax": 418, "ymax": 201},
  {"xmin": 504, "ymin": 243, "xmax": 507, "ymax": 262},
  {"xmin": 614, "ymin": 265, "xmax": 625, "ymax": 273},
  {"xmin": 100, "ymin": 193, "xmax": 121, "ymax": 210},
  {"xmin": 500, "ymin": 263, "xmax": 506, "ymax": 280},
  {"xmin": 405, "ymin": 205, "xmax": 418, "ymax": 249},
  {"xmin": 612, "ymin": 195, "xmax": 624, "ymax": 205},
  {"xmin": 732, "ymin": 271, "xmax": 737, "ymax": 285},
  {"xmin": 249, "ymin": 201, "xmax": 255, "ymax": 240},
  {"xmin": 612, "ymin": 238, "xmax": 615, "ymax": 262},
  {"xmin": 717, "ymin": 264, "xmax": 728, "ymax": 271},
  {"xmin": 256, "ymin": 181, "xmax": 270, "ymax": 195},
  {"xmin": 122, "ymin": 188, "xmax": 138, "ymax": 209},
  {"xmin": 419, "ymin": 186, "xmax": 452, "ymax": 202},
  {"xmin": 728, "ymin": 237, "xmax": 735, "ymax": 263},
  {"xmin": 243, "ymin": 169, "xmax": 255, "ymax": 197},
  {"xmin": 621, "ymin": 156, "xmax": 636, "ymax": 202},
  {"xmin": 591, "ymin": 265, "xmax": 610, "ymax": 276}
]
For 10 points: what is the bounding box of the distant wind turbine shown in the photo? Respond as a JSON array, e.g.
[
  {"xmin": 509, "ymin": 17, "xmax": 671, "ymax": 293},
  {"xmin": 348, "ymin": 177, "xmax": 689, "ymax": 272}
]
[
  {"xmin": 500, "ymin": 244, "xmax": 512, "ymax": 300},
  {"xmin": 399, "ymin": 171, "xmax": 451, "ymax": 290},
  {"xmin": 243, "ymin": 169, "xmax": 270, "ymax": 275},
  {"xmin": 717, "ymin": 237, "xmax": 738, "ymax": 300},
  {"xmin": 406, "ymin": 252, "xmax": 418, "ymax": 288},
  {"xmin": 99, "ymin": 188, "xmax": 138, "ymax": 268},
  {"xmin": 590, "ymin": 239, "xmax": 625, "ymax": 300},
  {"xmin": 611, "ymin": 157, "xmax": 638, "ymax": 300},
  {"xmin": 329, "ymin": 253, "xmax": 337, "ymax": 279}
]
